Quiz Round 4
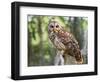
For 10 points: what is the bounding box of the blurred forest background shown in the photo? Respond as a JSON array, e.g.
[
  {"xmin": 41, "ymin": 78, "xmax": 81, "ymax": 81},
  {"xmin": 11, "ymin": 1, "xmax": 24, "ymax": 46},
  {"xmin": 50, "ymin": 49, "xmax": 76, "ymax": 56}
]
[{"xmin": 28, "ymin": 15, "xmax": 88, "ymax": 66}]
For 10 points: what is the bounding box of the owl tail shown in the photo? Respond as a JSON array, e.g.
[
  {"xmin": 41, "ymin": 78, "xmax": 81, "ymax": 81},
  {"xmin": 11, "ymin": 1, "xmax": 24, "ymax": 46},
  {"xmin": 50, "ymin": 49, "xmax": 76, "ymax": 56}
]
[{"xmin": 75, "ymin": 50, "xmax": 83, "ymax": 64}]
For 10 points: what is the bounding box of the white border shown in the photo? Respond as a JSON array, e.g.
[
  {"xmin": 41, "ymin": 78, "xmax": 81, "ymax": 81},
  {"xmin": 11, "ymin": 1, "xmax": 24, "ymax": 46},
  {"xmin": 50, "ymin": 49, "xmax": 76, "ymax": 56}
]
[{"xmin": 20, "ymin": 6, "xmax": 94, "ymax": 76}]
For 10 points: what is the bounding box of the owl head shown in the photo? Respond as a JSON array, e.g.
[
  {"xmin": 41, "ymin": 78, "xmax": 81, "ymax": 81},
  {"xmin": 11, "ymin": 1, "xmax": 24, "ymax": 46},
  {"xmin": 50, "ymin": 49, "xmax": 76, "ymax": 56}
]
[{"xmin": 48, "ymin": 18, "xmax": 62, "ymax": 33}]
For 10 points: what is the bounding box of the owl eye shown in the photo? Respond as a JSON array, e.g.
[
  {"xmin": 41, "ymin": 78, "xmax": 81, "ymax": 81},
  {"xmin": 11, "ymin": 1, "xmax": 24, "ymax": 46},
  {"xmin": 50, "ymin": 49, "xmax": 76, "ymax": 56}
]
[
  {"xmin": 56, "ymin": 25, "xmax": 59, "ymax": 28},
  {"xmin": 50, "ymin": 25, "xmax": 54, "ymax": 28}
]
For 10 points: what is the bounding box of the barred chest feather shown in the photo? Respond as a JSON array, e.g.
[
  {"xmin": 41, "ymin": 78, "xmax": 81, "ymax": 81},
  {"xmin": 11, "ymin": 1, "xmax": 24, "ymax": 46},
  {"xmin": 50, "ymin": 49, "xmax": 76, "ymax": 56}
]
[{"xmin": 49, "ymin": 31, "xmax": 66, "ymax": 50}]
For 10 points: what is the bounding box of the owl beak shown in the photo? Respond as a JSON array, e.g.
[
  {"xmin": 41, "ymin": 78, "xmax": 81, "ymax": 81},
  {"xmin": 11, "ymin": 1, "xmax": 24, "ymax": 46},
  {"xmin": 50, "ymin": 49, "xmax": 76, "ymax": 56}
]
[{"xmin": 53, "ymin": 28, "xmax": 58, "ymax": 33}]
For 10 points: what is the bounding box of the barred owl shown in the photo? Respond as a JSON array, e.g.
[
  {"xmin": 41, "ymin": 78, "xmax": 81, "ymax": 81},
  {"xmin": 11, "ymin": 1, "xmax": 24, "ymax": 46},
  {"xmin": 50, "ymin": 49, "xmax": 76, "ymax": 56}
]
[{"xmin": 48, "ymin": 19, "xmax": 83, "ymax": 65}]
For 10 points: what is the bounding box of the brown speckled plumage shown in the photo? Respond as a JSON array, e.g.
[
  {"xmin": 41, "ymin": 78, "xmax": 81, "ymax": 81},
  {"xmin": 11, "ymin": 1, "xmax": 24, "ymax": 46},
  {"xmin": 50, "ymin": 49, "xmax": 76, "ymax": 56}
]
[{"xmin": 48, "ymin": 20, "xmax": 83, "ymax": 64}]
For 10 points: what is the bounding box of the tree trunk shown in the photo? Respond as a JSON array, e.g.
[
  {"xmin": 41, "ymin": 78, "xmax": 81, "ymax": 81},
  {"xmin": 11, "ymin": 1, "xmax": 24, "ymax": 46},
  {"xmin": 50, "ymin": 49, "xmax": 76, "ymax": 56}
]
[
  {"xmin": 64, "ymin": 54, "xmax": 76, "ymax": 64},
  {"xmin": 37, "ymin": 16, "xmax": 44, "ymax": 65}
]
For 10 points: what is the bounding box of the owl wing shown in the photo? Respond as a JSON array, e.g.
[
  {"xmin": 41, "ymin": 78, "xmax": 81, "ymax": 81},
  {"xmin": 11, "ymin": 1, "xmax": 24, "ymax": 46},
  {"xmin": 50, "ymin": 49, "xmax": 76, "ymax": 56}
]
[
  {"xmin": 57, "ymin": 31, "xmax": 83, "ymax": 63},
  {"xmin": 57, "ymin": 31, "xmax": 79, "ymax": 49}
]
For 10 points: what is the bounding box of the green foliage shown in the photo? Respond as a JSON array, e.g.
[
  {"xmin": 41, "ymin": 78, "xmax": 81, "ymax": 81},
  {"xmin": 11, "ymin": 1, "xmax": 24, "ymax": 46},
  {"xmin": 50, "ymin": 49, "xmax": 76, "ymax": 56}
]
[{"xmin": 28, "ymin": 15, "xmax": 88, "ymax": 66}]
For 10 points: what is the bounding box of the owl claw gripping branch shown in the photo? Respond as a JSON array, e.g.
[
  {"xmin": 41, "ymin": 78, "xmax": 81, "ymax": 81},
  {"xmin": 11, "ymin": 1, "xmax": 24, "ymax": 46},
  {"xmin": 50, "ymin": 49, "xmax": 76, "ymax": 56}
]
[{"xmin": 48, "ymin": 18, "xmax": 83, "ymax": 65}]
